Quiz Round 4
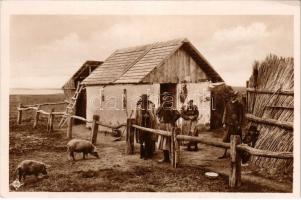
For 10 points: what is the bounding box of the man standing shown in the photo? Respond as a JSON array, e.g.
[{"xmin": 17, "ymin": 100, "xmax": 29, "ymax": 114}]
[
  {"xmin": 156, "ymin": 92, "xmax": 181, "ymax": 163},
  {"xmin": 180, "ymin": 99, "xmax": 199, "ymax": 151},
  {"xmin": 135, "ymin": 94, "xmax": 157, "ymax": 160},
  {"xmin": 219, "ymin": 91, "xmax": 244, "ymax": 159}
]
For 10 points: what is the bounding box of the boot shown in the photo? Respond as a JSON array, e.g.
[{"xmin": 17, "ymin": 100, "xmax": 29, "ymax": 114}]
[
  {"xmin": 194, "ymin": 143, "xmax": 198, "ymax": 151},
  {"xmin": 187, "ymin": 144, "xmax": 192, "ymax": 151},
  {"xmin": 140, "ymin": 144, "xmax": 145, "ymax": 159},
  {"xmin": 158, "ymin": 150, "xmax": 170, "ymax": 163}
]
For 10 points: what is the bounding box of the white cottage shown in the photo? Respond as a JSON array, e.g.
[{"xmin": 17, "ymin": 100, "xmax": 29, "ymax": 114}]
[{"xmin": 82, "ymin": 38, "xmax": 224, "ymax": 130}]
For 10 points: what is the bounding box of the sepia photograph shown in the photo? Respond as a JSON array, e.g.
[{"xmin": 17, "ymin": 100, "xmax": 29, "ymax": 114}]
[{"xmin": 0, "ymin": 0, "xmax": 300, "ymax": 198}]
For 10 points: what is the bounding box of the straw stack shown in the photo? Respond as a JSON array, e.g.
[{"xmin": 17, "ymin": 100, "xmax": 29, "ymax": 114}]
[{"xmin": 247, "ymin": 54, "xmax": 294, "ymax": 175}]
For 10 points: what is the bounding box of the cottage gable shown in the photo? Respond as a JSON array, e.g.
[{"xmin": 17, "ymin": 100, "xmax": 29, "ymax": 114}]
[
  {"xmin": 141, "ymin": 47, "xmax": 208, "ymax": 83},
  {"xmin": 82, "ymin": 38, "xmax": 223, "ymax": 85}
]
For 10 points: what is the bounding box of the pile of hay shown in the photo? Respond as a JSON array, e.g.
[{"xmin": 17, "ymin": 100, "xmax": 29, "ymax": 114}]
[{"xmin": 247, "ymin": 54, "xmax": 294, "ymax": 175}]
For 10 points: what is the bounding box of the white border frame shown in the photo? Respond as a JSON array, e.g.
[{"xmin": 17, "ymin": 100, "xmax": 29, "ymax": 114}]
[{"xmin": 1, "ymin": 1, "xmax": 300, "ymax": 198}]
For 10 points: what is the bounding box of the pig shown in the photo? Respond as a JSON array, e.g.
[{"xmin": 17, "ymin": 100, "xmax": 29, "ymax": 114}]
[
  {"xmin": 67, "ymin": 139, "xmax": 99, "ymax": 161},
  {"xmin": 16, "ymin": 160, "xmax": 48, "ymax": 182}
]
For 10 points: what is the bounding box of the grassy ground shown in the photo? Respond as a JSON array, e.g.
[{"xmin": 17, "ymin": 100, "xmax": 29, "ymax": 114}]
[{"xmin": 8, "ymin": 94, "xmax": 288, "ymax": 192}]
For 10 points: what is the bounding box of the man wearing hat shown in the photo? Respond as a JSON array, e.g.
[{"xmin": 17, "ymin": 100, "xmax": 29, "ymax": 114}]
[
  {"xmin": 180, "ymin": 99, "xmax": 199, "ymax": 151},
  {"xmin": 135, "ymin": 94, "xmax": 157, "ymax": 159},
  {"xmin": 219, "ymin": 90, "xmax": 244, "ymax": 159},
  {"xmin": 156, "ymin": 92, "xmax": 181, "ymax": 163}
]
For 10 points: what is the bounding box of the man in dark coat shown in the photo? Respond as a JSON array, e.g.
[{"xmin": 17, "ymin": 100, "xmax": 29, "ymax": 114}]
[
  {"xmin": 219, "ymin": 91, "xmax": 244, "ymax": 159},
  {"xmin": 135, "ymin": 94, "xmax": 157, "ymax": 160},
  {"xmin": 156, "ymin": 92, "xmax": 181, "ymax": 163}
]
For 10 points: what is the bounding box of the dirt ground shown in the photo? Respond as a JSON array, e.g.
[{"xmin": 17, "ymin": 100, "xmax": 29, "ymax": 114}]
[
  {"xmin": 8, "ymin": 94, "xmax": 291, "ymax": 192},
  {"xmin": 9, "ymin": 118, "xmax": 284, "ymax": 192}
]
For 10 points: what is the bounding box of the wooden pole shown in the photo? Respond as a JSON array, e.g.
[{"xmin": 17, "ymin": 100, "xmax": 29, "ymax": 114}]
[
  {"xmin": 49, "ymin": 108, "xmax": 54, "ymax": 133},
  {"xmin": 17, "ymin": 103, "xmax": 23, "ymax": 124},
  {"xmin": 170, "ymin": 128, "xmax": 174, "ymax": 167},
  {"xmin": 246, "ymin": 81, "xmax": 249, "ymax": 113},
  {"xmin": 67, "ymin": 115, "xmax": 73, "ymax": 139},
  {"xmin": 90, "ymin": 115, "xmax": 99, "ymax": 145},
  {"xmin": 33, "ymin": 105, "xmax": 40, "ymax": 128},
  {"xmin": 229, "ymin": 135, "xmax": 242, "ymax": 188},
  {"xmin": 47, "ymin": 108, "xmax": 54, "ymax": 133},
  {"xmin": 171, "ymin": 128, "xmax": 178, "ymax": 168},
  {"xmin": 174, "ymin": 127, "xmax": 180, "ymax": 168},
  {"xmin": 245, "ymin": 113, "xmax": 293, "ymax": 130},
  {"xmin": 126, "ymin": 118, "xmax": 135, "ymax": 154}
]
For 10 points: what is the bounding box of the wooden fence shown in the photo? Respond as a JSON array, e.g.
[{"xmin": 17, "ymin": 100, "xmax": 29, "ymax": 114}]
[
  {"xmin": 129, "ymin": 123, "xmax": 293, "ymax": 188},
  {"xmin": 16, "ymin": 103, "xmax": 293, "ymax": 189},
  {"xmin": 17, "ymin": 102, "xmax": 68, "ymax": 133},
  {"xmin": 66, "ymin": 114, "xmax": 126, "ymax": 145}
]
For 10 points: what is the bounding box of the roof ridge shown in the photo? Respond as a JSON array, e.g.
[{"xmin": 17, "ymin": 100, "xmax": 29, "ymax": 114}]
[{"xmin": 115, "ymin": 38, "xmax": 186, "ymax": 53}]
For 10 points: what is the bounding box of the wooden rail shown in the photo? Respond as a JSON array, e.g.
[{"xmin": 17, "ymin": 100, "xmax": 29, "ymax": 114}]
[
  {"xmin": 176, "ymin": 135, "xmax": 230, "ymax": 149},
  {"xmin": 24, "ymin": 101, "xmax": 69, "ymax": 107},
  {"xmin": 130, "ymin": 123, "xmax": 293, "ymax": 189},
  {"xmin": 245, "ymin": 113, "xmax": 293, "ymax": 130},
  {"xmin": 237, "ymin": 144, "xmax": 293, "ymax": 159},
  {"xmin": 71, "ymin": 115, "xmax": 92, "ymax": 123},
  {"xmin": 16, "ymin": 102, "xmax": 67, "ymax": 133},
  {"xmin": 132, "ymin": 125, "xmax": 172, "ymax": 137},
  {"xmin": 265, "ymin": 105, "xmax": 294, "ymax": 110},
  {"xmin": 65, "ymin": 114, "xmax": 126, "ymax": 145},
  {"xmin": 97, "ymin": 121, "xmax": 126, "ymax": 129},
  {"xmin": 246, "ymin": 88, "xmax": 294, "ymax": 96}
]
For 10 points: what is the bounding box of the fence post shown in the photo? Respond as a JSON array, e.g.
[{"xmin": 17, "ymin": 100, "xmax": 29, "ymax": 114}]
[
  {"xmin": 170, "ymin": 127, "xmax": 176, "ymax": 168},
  {"xmin": 33, "ymin": 105, "xmax": 41, "ymax": 128},
  {"xmin": 126, "ymin": 118, "xmax": 135, "ymax": 154},
  {"xmin": 49, "ymin": 108, "xmax": 55, "ymax": 133},
  {"xmin": 246, "ymin": 81, "xmax": 249, "ymax": 113},
  {"xmin": 229, "ymin": 135, "xmax": 242, "ymax": 188},
  {"xmin": 174, "ymin": 128, "xmax": 180, "ymax": 168},
  {"xmin": 67, "ymin": 115, "xmax": 73, "ymax": 139},
  {"xmin": 17, "ymin": 103, "xmax": 23, "ymax": 124},
  {"xmin": 47, "ymin": 108, "xmax": 54, "ymax": 133},
  {"xmin": 90, "ymin": 115, "xmax": 99, "ymax": 145}
]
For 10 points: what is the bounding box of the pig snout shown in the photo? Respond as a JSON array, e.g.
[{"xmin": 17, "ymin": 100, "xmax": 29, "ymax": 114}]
[{"xmin": 91, "ymin": 151, "xmax": 99, "ymax": 158}]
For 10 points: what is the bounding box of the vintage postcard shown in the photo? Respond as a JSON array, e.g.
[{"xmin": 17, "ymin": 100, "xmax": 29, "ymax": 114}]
[{"xmin": 0, "ymin": 0, "xmax": 300, "ymax": 198}]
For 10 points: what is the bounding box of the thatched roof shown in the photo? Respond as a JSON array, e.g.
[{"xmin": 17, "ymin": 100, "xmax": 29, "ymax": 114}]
[
  {"xmin": 63, "ymin": 60, "xmax": 103, "ymax": 90},
  {"xmin": 247, "ymin": 54, "xmax": 294, "ymax": 174},
  {"xmin": 82, "ymin": 38, "xmax": 223, "ymax": 85}
]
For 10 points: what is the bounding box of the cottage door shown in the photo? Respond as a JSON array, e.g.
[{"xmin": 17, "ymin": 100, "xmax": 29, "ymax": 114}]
[{"xmin": 160, "ymin": 83, "xmax": 177, "ymax": 109}]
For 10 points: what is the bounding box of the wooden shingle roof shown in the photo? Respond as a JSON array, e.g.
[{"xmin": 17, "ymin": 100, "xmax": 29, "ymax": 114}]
[{"xmin": 82, "ymin": 38, "xmax": 223, "ymax": 85}]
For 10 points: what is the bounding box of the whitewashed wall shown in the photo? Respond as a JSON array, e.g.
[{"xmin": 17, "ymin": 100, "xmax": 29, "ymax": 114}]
[
  {"xmin": 86, "ymin": 84, "xmax": 160, "ymax": 130},
  {"xmin": 176, "ymin": 81, "xmax": 211, "ymax": 126},
  {"xmin": 86, "ymin": 82, "xmax": 210, "ymax": 130}
]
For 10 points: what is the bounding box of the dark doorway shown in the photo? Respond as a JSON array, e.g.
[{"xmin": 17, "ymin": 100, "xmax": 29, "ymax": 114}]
[
  {"xmin": 75, "ymin": 89, "xmax": 86, "ymax": 124},
  {"xmin": 160, "ymin": 83, "xmax": 177, "ymax": 108}
]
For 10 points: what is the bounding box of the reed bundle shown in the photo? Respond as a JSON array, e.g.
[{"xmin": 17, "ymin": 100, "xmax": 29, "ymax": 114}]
[{"xmin": 247, "ymin": 54, "xmax": 294, "ymax": 175}]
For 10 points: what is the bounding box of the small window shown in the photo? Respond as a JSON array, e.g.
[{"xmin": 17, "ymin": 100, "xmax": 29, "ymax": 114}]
[
  {"xmin": 122, "ymin": 89, "xmax": 127, "ymax": 110},
  {"xmin": 100, "ymin": 88, "xmax": 105, "ymax": 109}
]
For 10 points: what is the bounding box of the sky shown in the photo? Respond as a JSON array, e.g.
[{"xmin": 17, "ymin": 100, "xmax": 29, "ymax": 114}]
[{"xmin": 9, "ymin": 15, "xmax": 294, "ymax": 88}]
